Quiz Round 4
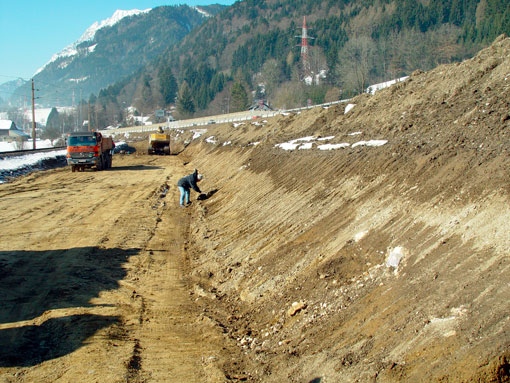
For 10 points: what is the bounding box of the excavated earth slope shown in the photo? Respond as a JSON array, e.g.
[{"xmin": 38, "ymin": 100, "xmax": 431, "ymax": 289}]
[
  {"xmin": 0, "ymin": 36, "xmax": 509, "ymax": 383},
  {"xmin": 177, "ymin": 35, "xmax": 510, "ymax": 382}
]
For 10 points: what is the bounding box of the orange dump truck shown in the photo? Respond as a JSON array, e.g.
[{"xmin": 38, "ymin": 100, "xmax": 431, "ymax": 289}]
[{"xmin": 66, "ymin": 131, "xmax": 114, "ymax": 172}]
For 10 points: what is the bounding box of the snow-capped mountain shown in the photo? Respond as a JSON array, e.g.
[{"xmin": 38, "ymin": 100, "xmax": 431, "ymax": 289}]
[
  {"xmin": 10, "ymin": 5, "xmax": 224, "ymax": 107},
  {"xmin": 35, "ymin": 9, "xmax": 151, "ymax": 76}
]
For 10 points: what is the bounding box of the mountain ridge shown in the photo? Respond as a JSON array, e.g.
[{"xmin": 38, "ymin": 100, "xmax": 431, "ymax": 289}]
[
  {"xmin": 34, "ymin": 9, "xmax": 152, "ymax": 77},
  {"xmin": 8, "ymin": 5, "xmax": 225, "ymax": 108}
]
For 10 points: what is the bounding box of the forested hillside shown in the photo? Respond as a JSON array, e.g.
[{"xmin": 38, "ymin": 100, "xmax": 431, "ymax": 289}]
[
  {"xmin": 90, "ymin": 0, "xmax": 510, "ymax": 127},
  {"xmin": 10, "ymin": 5, "xmax": 224, "ymax": 110}
]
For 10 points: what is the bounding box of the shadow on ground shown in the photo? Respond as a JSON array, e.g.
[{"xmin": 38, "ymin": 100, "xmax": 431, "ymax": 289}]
[
  {"xmin": 0, "ymin": 247, "xmax": 140, "ymax": 324},
  {"xmin": 197, "ymin": 189, "xmax": 219, "ymax": 201},
  {"xmin": 0, "ymin": 314, "xmax": 120, "ymax": 367},
  {"xmin": 0, "ymin": 246, "xmax": 139, "ymax": 367}
]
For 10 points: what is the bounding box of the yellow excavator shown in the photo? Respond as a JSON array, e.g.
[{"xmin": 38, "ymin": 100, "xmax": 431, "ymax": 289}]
[{"xmin": 148, "ymin": 127, "xmax": 170, "ymax": 155}]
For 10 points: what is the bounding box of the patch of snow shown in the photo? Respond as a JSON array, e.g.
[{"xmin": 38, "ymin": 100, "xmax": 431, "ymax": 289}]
[
  {"xmin": 205, "ymin": 136, "xmax": 217, "ymax": 144},
  {"xmin": 354, "ymin": 230, "xmax": 369, "ymax": 242},
  {"xmin": 58, "ymin": 59, "xmax": 73, "ymax": 70},
  {"xmin": 366, "ymin": 76, "xmax": 409, "ymax": 94},
  {"xmin": 23, "ymin": 108, "xmax": 54, "ymax": 126},
  {"xmin": 0, "ymin": 149, "xmax": 66, "ymax": 171},
  {"xmin": 352, "ymin": 140, "xmax": 388, "ymax": 147},
  {"xmin": 276, "ymin": 136, "xmax": 387, "ymax": 151},
  {"xmin": 68, "ymin": 77, "xmax": 89, "ymax": 83},
  {"xmin": 298, "ymin": 142, "xmax": 313, "ymax": 150},
  {"xmin": 318, "ymin": 143, "xmax": 350, "ymax": 150},
  {"xmin": 275, "ymin": 136, "xmax": 316, "ymax": 150},
  {"xmin": 345, "ymin": 104, "xmax": 356, "ymax": 114},
  {"xmin": 276, "ymin": 142, "xmax": 300, "ymax": 150},
  {"xmin": 386, "ymin": 246, "xmax": 405, "ymax": 269},
  {"xmin": 0, "ymin": 139, "xmax": 55, "ymax": 152},
  {"xmin": 348, "ymin": 131, "xmax": 362, "ymax": 136},
  {"xmin": 192, "ymin": 129, "xmax": 207, "ymax": 140}
]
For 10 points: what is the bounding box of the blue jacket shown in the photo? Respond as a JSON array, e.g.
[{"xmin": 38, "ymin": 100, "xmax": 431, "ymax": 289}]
[{"xmin": 177, "ymin": 170, "xmax": 201, "ymax": 193}]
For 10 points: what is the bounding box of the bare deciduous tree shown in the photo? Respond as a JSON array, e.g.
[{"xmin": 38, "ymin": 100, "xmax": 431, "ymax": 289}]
[{"xmin": 336, "ymin": 36, "xmax": 376, "ymax": 95}]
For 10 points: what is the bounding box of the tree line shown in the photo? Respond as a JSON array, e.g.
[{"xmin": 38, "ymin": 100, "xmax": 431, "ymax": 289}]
[{"xmin": 59, "ymin": 0, "xmax": 510, "ymax": 129}]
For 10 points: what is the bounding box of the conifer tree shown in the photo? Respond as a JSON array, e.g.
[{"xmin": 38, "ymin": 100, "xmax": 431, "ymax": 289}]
[
  {"xmin": 231, "ymin": 82, "xmax": 249, "ymax": 112},
  {"xmin": 42, "ymin": 107, "xmax": 61, "ymax": 144},
  {"xmin": 159, "ymin": 64, "xmax": 178, "ymax": 106},
  {"xmin": 176, "ymin": 81, "xmax": 195, "ymax": 118}
]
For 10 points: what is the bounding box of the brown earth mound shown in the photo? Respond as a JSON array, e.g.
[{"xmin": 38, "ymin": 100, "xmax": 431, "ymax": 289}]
[
  {"xmin": 0, "ymin": 36, "xmax": 509, "ymax": 383},
  {"xmin": 177, "ymin": 35, "xmax": 510, "ymax": 382}
]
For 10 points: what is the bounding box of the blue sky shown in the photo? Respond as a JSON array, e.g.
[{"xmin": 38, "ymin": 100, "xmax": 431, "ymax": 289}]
[{"xmin": 0, "ymin": 0, "xmax": 237, "ymax": 85}]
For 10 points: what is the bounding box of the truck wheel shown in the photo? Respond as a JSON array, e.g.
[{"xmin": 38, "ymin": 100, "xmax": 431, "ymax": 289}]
[
  {"xmin": 164, "ymin": 145, "xmax": 170, "ymax": 155},
  {"xmin": 97, "ymin": 157, "xmax": 103, "ymax": 171},
  {"xmin": 107, "ymin": 153, "xmax": 112, "ymax": 168},
  {"xmin": 71, "ymin": 165, "xmax": 76, "ymax": 172}
]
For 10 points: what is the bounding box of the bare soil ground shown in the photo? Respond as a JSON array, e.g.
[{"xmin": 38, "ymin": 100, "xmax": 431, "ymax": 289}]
[{"xmin": 1, "ymin": 36, "xmax": 510, "ymax": 383}]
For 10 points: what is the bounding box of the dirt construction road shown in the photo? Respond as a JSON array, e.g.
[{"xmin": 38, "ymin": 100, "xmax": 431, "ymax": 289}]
[{"xmin": 0, "ymin": 155, "xmax": 235, "ymax": 383}]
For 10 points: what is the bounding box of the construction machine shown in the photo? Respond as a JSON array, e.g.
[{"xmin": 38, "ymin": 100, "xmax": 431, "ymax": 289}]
[{"xmin": 148, "ymin": 129, "xmax": 170, "ymax": 155}]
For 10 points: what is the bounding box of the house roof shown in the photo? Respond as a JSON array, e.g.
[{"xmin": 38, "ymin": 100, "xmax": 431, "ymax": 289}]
[
  {"xmin": 0, "ymin": 120, "xmax": 15, "ymax": 130},
  {"xmin": 10, "ymin": 129, "xmax": 30, "ymax": 138}
]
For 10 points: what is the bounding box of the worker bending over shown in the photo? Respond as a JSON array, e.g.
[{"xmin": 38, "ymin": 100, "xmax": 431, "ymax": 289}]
[{"xmin": 177, "ymin": 169, "xmax": 203, "ymax": 207}]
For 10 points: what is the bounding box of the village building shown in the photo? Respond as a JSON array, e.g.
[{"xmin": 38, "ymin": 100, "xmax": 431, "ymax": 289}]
[
  {"xmin": 249, "ymin": 100, "xmax": 272, "ymax": 111},
  {"xmin": 0, "ymin": 120, "xmax": 31, "ymax": 142}
]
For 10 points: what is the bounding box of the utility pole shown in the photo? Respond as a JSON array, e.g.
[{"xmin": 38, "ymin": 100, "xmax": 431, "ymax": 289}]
[
  {"xmin": 72, "ymin": 89, "xmax": 76, "ymax": 131},
  {"xmin": 23, "ymin": 95, "xmax": 28, "ymax": 132},
  {"xmin": 88, "ymin": 101, "xmax": 91, "ymax": 131},
  {"xmin": 31, "ymin": 79, "xmax": 36, "ymax": 150},
  {"xmin": 79, "ymin": 88, "xmax": 82, "ymax": 129}
]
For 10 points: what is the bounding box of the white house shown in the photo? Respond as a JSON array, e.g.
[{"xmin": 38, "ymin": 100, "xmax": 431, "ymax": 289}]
[{"xmin": 0, "ymin": 120, "xmax": 31, "ymax": 142}]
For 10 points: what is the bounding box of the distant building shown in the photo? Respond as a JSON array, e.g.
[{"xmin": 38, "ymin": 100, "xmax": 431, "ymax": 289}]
[
  {"xmin": 0, "ymin": 120, "xmax": 31, "ymax": 142},
  {"xmin": 249, "ymin": 100, "xmax": 272, "ymax": 111}
]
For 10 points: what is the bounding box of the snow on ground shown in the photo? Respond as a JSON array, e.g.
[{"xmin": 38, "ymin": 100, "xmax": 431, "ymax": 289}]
[
  {"xmin": 352, "ymin": 140, "xmax": 388, "ymax": 147},
  {"xmin": 0, "ymin": 140, "xmax": 66, "ymax": 183},
  {"xmin": 0, "ymin": 150, "xmax": 66, "ymax": 172},
  {"xmin": 0, "ymin": 139, "xmax": 56, "ymax": 152},
  {"xmin": 275, "ymin": 136, "xmax": 388, "ymax": 151},
  {"xmin": 366, "ymin": 76, "xmax": 409, "ymax": 94},
  {"xmin": 192, "ymin": 129, "xmax": 207, "ymax": 140},
  {"xmin": 345, "ymin": 104, "xmax": 356, "ymax": 114},
  {"xmin": 318, "ymin": 143, "xmax": 350, "ymax": 150},
  {"xmin": 275, "ymin": 136, "xmax": 316, "ymax": 150}
]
